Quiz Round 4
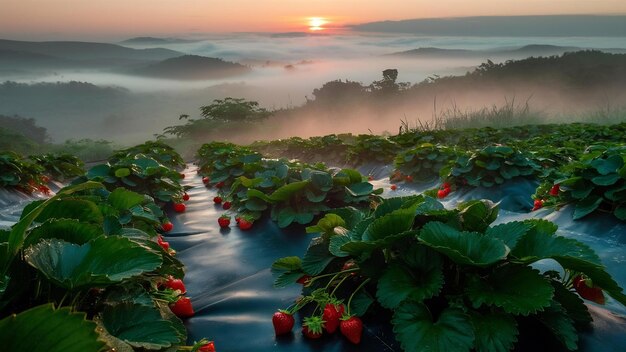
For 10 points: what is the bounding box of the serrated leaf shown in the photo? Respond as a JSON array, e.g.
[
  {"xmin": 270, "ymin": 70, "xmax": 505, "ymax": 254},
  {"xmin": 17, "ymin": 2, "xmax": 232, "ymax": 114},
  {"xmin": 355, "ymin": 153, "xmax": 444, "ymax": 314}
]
[
  {"xmin": 362, "ymin": 207, "xmax": 415, "ymax": 242},
  {"xmin": 392, "ymin": 302, "xmax": 474, "ymax": 352},
  {"xmin": 470, "ymin": 312, "xmax": 518, "ymax": 352},
  {"xmin": 273, "ymin": 271, "xmax": 304, "ymax": 288},
  {"xmin": 271, "ymin": 256, "xmax": 302, "ymax": 272},
  {"xmin": 102, "ymin": 302, "xmax": 181, "ymax": 349},
  {"xmin": 25, "ymin": 219, "xmax": 103, "ymax": 248},
  {"xmin": 34, "ymin": 198, "xmax": 104, "ymax": 224},
  {"xmin": 301, "ymin": 243, "xmax": 334, "ymax": 275},
  {"xmin": 591, "ymin": 173, "xmax": 620, "ymax": 186},
  {"xmin": 590, "ymin": 155, "xmax": 623, "ymax": 175},
  {"xmin": 328, "ymin": 235, "xmax": 351, "ymax": 257},
  {"xmin": 419, "ymin": 222, "xmax": 509, "ymax": 267},
  {"xmin": 573, "ymin": 195, "xmax": 603, "ymax": 220},
  {"xmin": 485, "ymin": 221, "xmax": 531, "ymax": 249},
  {"xmin": 25, "ymin": 237, "xmax": 162, "ymax": 290},
  {"xmin": 551, "ymin": 281, "xmax": 592, "ymax": 327},
  {"xmin": 0, "ymin": 304, "xmax": 104, "ymax": 352},
  {"xmin": 511, "ymin": 226, "xmax": 602, "ymax": 265},
  {"xmin": 536, "ymin": 302, "xmax": 578, "ymax": 351},
  {"xmin": 466, "ymin": 265, "xmax": 554, "ymax": 315},
  {"xmin": 457, "ymin": 200, "xmax": 499, "ymax": 232},
  {"xmin": 377, "ymin": 262, "xmax": 443, "ymax": 309},
  {"xmin": 108, "ymin": 188, "xmax": 145, "ymax": 210}
]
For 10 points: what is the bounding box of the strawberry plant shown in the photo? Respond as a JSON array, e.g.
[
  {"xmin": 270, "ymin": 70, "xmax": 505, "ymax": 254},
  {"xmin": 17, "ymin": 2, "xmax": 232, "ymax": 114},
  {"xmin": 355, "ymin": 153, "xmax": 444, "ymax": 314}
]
[
  {"xmin": 443, "ymin": 145, "xmax": 541, "ymax": 188},
  {"xmin": 393, "ymin": 143, "xmax": 457, "ymax": 182},
  {"xmin": 28, "ymin": 153, "xmax": 85, "ymax": 181},
  {"xmin": 0, "ymin": 151, "xmax": 45, "ymax": 192},
  {"xmin": 534, "ymin": 145, "xmax": 626, "ymax": 220},
  {"xmin": 109, "ymin": 141, "xmax": 186, "ymax": 170},
  {"xmin": 347, "ymin": 135, "xmax": 401, "ymax": 165},
  {"xmin": 272, "ymin": 196, "xmax": 626, "ymax": 351}
]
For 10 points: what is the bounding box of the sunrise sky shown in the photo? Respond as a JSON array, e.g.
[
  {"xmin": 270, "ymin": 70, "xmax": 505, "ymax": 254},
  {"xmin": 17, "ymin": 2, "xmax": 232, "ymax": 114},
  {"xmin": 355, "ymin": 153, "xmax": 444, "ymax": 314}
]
[{"xmin": 2, "ymin": 0, "xmax": 626, "ymax": 40}]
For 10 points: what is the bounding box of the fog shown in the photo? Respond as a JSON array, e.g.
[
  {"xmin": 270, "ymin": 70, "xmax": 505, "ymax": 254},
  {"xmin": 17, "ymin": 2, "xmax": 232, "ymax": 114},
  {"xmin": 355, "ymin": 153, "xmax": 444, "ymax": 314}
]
[{"xmin": 1, "ymin": 32, "xmax": 625, "ymax": 144}]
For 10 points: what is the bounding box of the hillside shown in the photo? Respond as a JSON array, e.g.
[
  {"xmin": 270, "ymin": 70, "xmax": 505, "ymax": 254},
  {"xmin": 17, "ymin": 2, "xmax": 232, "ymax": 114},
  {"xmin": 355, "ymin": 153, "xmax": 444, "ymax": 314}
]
[
  {"xmin": 0, "ymin": 39, "xmax": 183, "ymax": 61},
  {"xmin": 132, "ymin": 55, "xmax": 251, "ymax": 80},
  {"xmin": 390, "ymin": 44, "xmax": 584, "ymax": 59},
  {"xmin": 120, "ymin": 37, "xmax": 196, "ymax": 45}
]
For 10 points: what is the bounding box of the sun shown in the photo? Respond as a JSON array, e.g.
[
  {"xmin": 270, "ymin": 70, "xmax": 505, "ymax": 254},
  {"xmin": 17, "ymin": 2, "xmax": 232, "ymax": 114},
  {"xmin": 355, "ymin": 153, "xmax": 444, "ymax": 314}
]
[{"xmin": 308, "ymin": 17, "xmax": 328, "ymax": 31}]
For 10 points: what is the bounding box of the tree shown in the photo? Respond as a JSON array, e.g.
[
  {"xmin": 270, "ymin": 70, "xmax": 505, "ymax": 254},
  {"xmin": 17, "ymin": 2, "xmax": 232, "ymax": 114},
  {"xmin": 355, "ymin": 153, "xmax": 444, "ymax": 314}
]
[{"xmin": 199, "ymin": 97, "xmax": 270, "ymax": 122}]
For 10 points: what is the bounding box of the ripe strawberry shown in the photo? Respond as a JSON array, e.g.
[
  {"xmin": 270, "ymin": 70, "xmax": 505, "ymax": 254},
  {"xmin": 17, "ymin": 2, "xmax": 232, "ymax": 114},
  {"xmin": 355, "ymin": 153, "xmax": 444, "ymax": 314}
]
[
  {"xmin": 405, "ymin": 175, "xmax": 413, "ymax": 182},
  {"xmin": 213, "ymin": 196, "xmax": 222, "ymax": 204},
  {"xmin": 272, "ymin": 310, "xmax": 295, "ymax": 335},
  {"xmin": 38, "ymin": 185, "xmax": 51, "ymax": 195},
  {"xmin": 437, "ymin": 189, "xmax": 447, "ymax": 199},
  {"xmin": 202, "ymin": 176, "xmax": 210, "ymax": 184},
  {"xmin": 340, "ymin": 316, "xmax": 363, "ymax": 344},
  {"xmin": 222, "ymin": 201, "xmax": 232, "ymax": 210},
  {"xmin": 173, "ymin": 203, "xmax": 186, "ymax": 213},
  {"xmin": 180, "ymin": 173, "xmax": 186, "ymax": 179},
  {"xmin": 302, "ymin": 316, "xmax": 324, "ymax": 339},
  {"xmin": 532, "ymin": 199, "xmax": 544, "ymax": 211},
  {"xmin": 323, "ymin": 304, "xmax": 343, "ymax": 333},
  {"xmin": 215, "ymin": 181, "xmax": 225, "ymax": 188},
  {"xmin": 549, "ymin": 184, "xmax": 560, "ymax": 196},
  {"xmin": 390, "ymin": 184, "xmax": 397, "ymax": 191},
  {"xmin": 165, "ymin": 276, "xmax": 186, "ymax": 293},
  {"xmin": 41, "ymin": 175, "xmax": 50, "ymax": 183},
  {"xmin": 198, "ymin": 341, "xmax": 215, "ymax": 352},
  {"xmin": 162, "ymin": 222, "xmax": 174, "ymax": 232},
  {"xmin": 182, "ymin": 193, "xmax": 190, "ymax": 201},
  {"xmin": 218, "ymin": 216, "xmax": 230, "ymax": 228},
  {"xmin": 367, "ymin": 175, "xmax": 374, "ymax": 181},
  {"xmin": 157, "ymin": 235, "xmax": 170, "ymax": 251},
  {"xmin": 238, "ymin": 219, "xmax": 253, "ymax": 230},
  {"xmin": 342, "ymin": 260, "xmax": 358, "ymax": 276},
  {"xmin": 235, "ymin": 216, "xmax": 241, "ymax": 223},
  {"xmin": 573, "ymin": 275, "xmax": 605, "ymax": 304},
  {"xmin": 170, "ymin": 296, "xmax": 194, "ymax": 318},
  {"xmin": 296, "ymin": 275, "xmax": 311, "ymax": 285},
  {"xmin": 442, "ymin": 182, "xmax": 451, "ymax": 189}
]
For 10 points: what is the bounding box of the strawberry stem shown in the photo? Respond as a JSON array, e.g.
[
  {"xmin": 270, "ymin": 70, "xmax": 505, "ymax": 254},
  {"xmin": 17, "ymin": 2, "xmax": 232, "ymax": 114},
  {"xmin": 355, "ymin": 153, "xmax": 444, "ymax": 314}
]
[{"xmin": 346, "ymin": 278, "xmax": 370, "ymax": 316}]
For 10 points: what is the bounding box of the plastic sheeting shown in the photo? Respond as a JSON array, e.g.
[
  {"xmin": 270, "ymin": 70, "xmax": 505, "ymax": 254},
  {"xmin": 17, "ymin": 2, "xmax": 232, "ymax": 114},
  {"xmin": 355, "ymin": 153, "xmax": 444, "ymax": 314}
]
[{"xmin": 166, "ymin": 166, "xmax": 626, "ymax": 351}]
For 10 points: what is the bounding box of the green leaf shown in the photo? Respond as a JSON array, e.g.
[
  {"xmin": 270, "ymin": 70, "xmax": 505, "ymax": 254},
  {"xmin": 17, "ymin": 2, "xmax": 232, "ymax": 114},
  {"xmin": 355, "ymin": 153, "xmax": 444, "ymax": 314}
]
[
  {"xmin": 114, "ymin": 168, "xmax": 131, "ymax": 178},
  {"xmin": 362, "ymin": 207, "xmax": 415, "ymax": 242},
  {"xmin": 328, "ymin": 235, "xmax": 351, "ymax": 257},
  {"xmin": 591, "ymin": 173, "xmax": 620, "ymax": 186},
  {"xmin": 25, "ymin": 237, "xmax": 162, "ymax": 290},
  {"xmin": 108, "ymin": 188, "xmax": 145, "ymax": 210},
  {"xmin": 615, "ymin": 205, "xmax": 626, "ymax": 221},
  {"xmin": 244, "ymin": 198, "xmax": 268, "ymax": 211},
  {"xmin": 350, "ymin": 290, "xmax": 374, "ymax": 317},
  {"xmin": 34, "ymin": 198, "xmax": 104, "ymax": 224},
  {"xmin": 573, "ymin": 195, "xmax": 603, "ymax": 220},
  {"xmin": 273, "ymin": 271, "xmax": 304, "ymax": 288},
  {"xmin": 377, "ymin": 262, "xmax": 443, "ymax": 309},
  {"xmin": 271, "ymin": 256, "xmax": 302, "ymax": 272},
  {"xmin": 457, "ymin": 200, "xmax": 499, "ymax": 232},
  {"xmin": 392, "ymin": 302, "xmax": 474, "ymax": 352},
  {"xmin": 470, "ymin": 312, "xmax": 518, "ymax": 352},
  {"xmin": 485, "ymin": 221, "xmax": 532, "ymax": 250},
  {"xmin": 551, "ymin": 281, "xmax": 592, "ymax": 327},
  {"xmin": 373, "ymin": 195, "xmax": 423, "ymax": 218},
  {"xmin": 301, "ymin": 243, "xmax": 334, "ymax": 275},
  {"xmin": 590, "ymin": 155, "xmax": 623, "ymax": 175},
  {"xmin": 419, "ymin": 222, "xmax": 509, "ymax": 267},
  {"xmin": 25, "ymin": 219, "xmax": 103, "ymax": 248},
  {"xmin": 268, "ymin": 181, "xmax": 310, "ymax": 201},
  {"xmin": 345, "ymin": 182, "xmax": 374, "ymax": 197},
  {"xmin": 536, "ymin": 302, "xmax": 578, "ymax": 351},
  {"xmin": 466, "ymin": 265, "xmax": 554, "ymax": 315},
  {"xmin": 0, "ymin": 304, "xmax": 104, "ymax": 352},
  {"xmin": 102, "ymin": 302, "xmax": 181, "ymax": 349}
]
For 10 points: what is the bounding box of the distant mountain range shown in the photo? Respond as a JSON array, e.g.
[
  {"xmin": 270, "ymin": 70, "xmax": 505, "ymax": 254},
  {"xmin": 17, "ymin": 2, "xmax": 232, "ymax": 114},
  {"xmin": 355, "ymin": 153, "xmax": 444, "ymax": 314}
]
[
  {"xmin": 390, "ymin": 44, "xmax": 626, "ymax": 59},
  {"xmin": 351, "ymin": 15, "xmax": 626, "ymax": 37},
  {"xmin": 131, "ymin": 55, "xmax": 250, "ymax": 80},
  {"xmin": 0, "ymin": 39, "xmax": 250, "ymax": 80},
  {"xmin": 120, "ymin": 37, "xmax": 198, "ymax": 45}
]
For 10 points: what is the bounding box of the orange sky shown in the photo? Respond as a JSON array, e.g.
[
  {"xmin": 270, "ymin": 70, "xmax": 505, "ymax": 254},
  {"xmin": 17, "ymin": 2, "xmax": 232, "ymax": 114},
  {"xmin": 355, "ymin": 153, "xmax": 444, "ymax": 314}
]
[{"xmin": 2, "ymin": 0, "xmax": 626, "ymax": 40}]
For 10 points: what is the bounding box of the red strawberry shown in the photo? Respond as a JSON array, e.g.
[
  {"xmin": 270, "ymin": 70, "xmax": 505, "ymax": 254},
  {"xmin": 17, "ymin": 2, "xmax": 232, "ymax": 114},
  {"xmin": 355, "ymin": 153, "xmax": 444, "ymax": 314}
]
[
  {"xmin": 157, "ymin": 235, "xmax": 170, "ymax": 251},
  {"xmin": 38, "ymin": 185, "xmax": 51, "ymax": 195},
  {"xmin": 215, "ymin": 181, "xmax": 225, "ymax": 188},
  {"xmin": 342, "ymin": 260, "xmax": 357, "ymax": 276},
  {"xmin": 202, "ymin": 176, "xmax": 210, "ymax": 184},
  {"xmin": 442, "ymin": 182, "xmax": 451, "ymax": 189},
  {"xmin": 173, "ymin": 203, "xmax": 186, "ymax": 213},
  {"xmin": 235, "ymin": 216, "xmax": 241, "ymax": 223},
  {"xmin": 367, "ymin": 175, "xmax": 374, "ymax": 181},
  {"xmin": 405, "ymin": 175, "xmax": 413, "ymax": 183},
  {"xmin": 170, "ymin": 296, "xmax": 194, "ymax": 318},
  {"xmin": 198, "ymin": 341, "xmax": 215, "ymax": 352},
  {"xmin": 165, "ymin": 276, "xmax": 186, "ymax": 293},
  {"xmin": 323, "ymin": 304, "xmax": 343, "ymax": 333},
  {"xmin": 272, "ymin": 310, "xmax": 295, "ymax": 335},
  {"xmin": 340, "ymin": 316, "xmax": 363, "ymax": 344},
  {"xmin": 296, "ymin": 275, "xmax": 311, "ymax": 285},
  {"xmin": 573, "ymin": 275, "xmax": 605, "ymax": 304},
  {"xmin": 222, "ymin": 201, "xmax": 232, "ymax": 210},
  {"xmin": 162, "ymin": 222, "xmax": 174, "ymax": 232},
  {"xmin": 390, "ymin": 184, "xmax": 397, "ymax": 191},
  {"xmin": 532, "ymin": 199, "xmax": 544, "ymax": 211},
  {"xmin": 213, "ymin": 196, "xmax": 222, "ymax": 204},
  {"xmin": 180, "ymin": 173, "xmax": 186, "ymax": 179},
  {"xmin": 549, "ymin": 184, "xmax": 560, "ymax": 196},
  {"xmin": 218, "ymin": 216, "xmax": 230, "ymax": 228},
  {"xmin": 239, "ymin": 219, "xmax": 253, "ymax": 230},
  {"xmin": 182, "ymin": 193, "xmax": 190, "ymax": 201},
  {"xmin": 302, "ymin": 316, "xmax": 324, "ymax": 339},
  {"xmin": 437, "ymin": 189, "xmax": 447, "ymax": 199},
  {"xmin": 41, "ymin": 175, "xmax": 50, "ymax": 183}
]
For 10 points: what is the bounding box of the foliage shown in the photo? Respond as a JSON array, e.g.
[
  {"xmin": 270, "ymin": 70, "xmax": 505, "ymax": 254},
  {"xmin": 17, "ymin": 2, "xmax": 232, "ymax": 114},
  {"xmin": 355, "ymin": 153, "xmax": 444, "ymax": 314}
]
[
  {"xmin": 0, "ymin": 151, "xmax": 45, "ymax": 192},
  {"xmin": 28, "ymin": 153, "xmax": 85, "ymax": 181},
  {"xmin": 394, "ymin": 143, "xmax": 458, "ymax": 182},
  {"xmin": 272, "ymin": 196, "xmax": 626, "ymax": 351},
  {"xmin": 347, "ymin": 135, "xmax": 401, "ymax": 165}
]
